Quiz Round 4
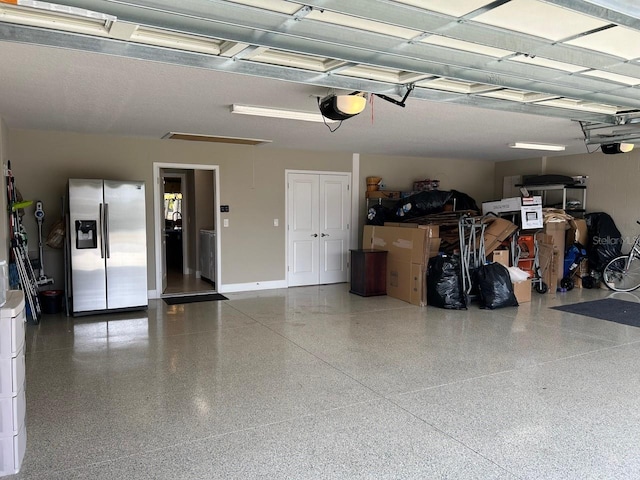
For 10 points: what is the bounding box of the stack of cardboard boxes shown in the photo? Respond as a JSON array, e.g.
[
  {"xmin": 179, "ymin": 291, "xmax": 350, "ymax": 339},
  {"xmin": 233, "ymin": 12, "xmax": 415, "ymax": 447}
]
[
  {"xmin": 359, "ymin": 215, "xmax": 588, "ymax": 306},
  {"xmin": 362, "ymin": 224, "xmax": 440, "ymax": 306}
]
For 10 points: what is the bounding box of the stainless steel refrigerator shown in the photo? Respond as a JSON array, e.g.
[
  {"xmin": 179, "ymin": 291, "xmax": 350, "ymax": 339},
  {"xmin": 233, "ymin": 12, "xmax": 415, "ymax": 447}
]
[{"xmin": 68, "ymin": 179, "xmax": 148, "ymax": 315}]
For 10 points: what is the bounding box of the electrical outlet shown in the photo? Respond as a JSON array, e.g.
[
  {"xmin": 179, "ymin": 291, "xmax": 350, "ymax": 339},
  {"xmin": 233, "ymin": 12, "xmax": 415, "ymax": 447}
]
[
  {"xmin": 274, "ymin": 219, "xmax": 279, "ymax": 227},
  {"xmin": 223, "ymin": 219, "xmax": 229, "ymax": 227}
]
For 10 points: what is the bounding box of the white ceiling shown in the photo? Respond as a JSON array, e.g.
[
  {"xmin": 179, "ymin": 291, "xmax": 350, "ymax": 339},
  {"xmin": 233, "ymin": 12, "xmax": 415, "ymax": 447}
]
[{"xmin": 1, "ymin": 0, "xmax": 640, "ymax": 161}]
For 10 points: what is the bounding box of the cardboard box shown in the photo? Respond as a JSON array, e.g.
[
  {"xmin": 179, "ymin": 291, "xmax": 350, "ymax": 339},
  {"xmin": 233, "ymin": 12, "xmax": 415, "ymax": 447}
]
[
  {"xmin": 482, "ymin": 197, "xmax": 522, "ymax": 215},
  {"xmin": 490, "ymin": 250, "xmax": 510, "ymax": 267},
  {"xmin": 363, "ymin": 225, "xmax": 440, "ymax": 265},
  {"xmin": 578, "ymin": 258, "xmax": 589, "ymax": 277},
  {"xmin": 418, "ymin": 224, "xmax": 439, "ymax": 238},
  {"xmin": 363, "ymin": 225, "xmax": 441, "ymax": 305},
  {"xmin": 544, "ymin": 221, "xmax": 568, "ymax": 281},
  {"xmin": 483, "ymin": 217, "xmax": 518, "ymax": 255},
  {"xmin": 385, "ymin": 238, "xmax": 441, "ymax": 306},
  {"xmin": 537, "ymin": 244, "xmax": 559, "ymax": 294},
  {"xmin": 566, "ymin": 218, "xmax": 588, "ymax": 246},
  {"xmin": 513, "ymin": 279, "xmax": 531, "ymax": 303},
  {"xmin": 383, "ymin": 222, "xmax": 419, "ymax": 228},
  {"xmin": 387, "ymin": 261, "xmax": 427, "ymax": 305},
  {"xmin": 536, "ymin": 233, "xmax": 557, "ymax": 294},
  {"xmin": 382, "ymin": 223, "xmax": 439, "ymax": 238}
]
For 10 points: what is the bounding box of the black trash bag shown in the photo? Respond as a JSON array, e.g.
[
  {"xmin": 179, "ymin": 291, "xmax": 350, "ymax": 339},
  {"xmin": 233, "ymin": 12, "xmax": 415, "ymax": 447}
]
[
  {"xmin": 584, "ymin": 212, "xmax": 622, "ymax": 271},
  {"xmin": 475, "ymin": 263, "xmax": 518, "ymax": 309},
  {"xmin": 449, "ymin": 190, "xmax": 480, "ymax": 212},
  {"xmin": 395, "ymin": 190, "xmax": 453, "ymax": 219},
  {"xmin": 366, "ymin": 203, "xmax": 392, "ymax": 225},
  {"xmin": 427, "ymin": 255, "xmax": 467, "ymax": 309}
]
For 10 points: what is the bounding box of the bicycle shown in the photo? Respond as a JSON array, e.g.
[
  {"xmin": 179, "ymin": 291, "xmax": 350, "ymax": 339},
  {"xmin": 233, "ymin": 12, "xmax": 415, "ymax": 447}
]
[{"xmin": 602, "ymin": 221, "xmax": 640, "ymax": 292}]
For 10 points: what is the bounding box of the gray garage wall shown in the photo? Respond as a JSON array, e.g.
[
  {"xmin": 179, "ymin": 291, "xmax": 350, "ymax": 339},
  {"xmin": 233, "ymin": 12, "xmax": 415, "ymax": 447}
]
[
  {"xmin": 8, "ymin": 128, "xmax": 353, "ymax": 293},
  {"xmin": 358, "ymin": 153, "xmax": 496, "ymax": 243},
  {"xmin": 7, "ymin": 128, "xmax": 501, "ymax": 294},
  {"xmin": 495, "ymin": 150, "xmax": 640, "ymax": 253}
]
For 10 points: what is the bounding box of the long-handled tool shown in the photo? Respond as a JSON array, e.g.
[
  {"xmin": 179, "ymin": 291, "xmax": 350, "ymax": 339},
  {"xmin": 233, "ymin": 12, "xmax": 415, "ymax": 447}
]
[
  {"xmin": 34, "ymin": 200, "xmax": 54, "ymax": 286},
  {"xmin": 6, "ymin": 161, "xmax": 42, "ymax": 323}
]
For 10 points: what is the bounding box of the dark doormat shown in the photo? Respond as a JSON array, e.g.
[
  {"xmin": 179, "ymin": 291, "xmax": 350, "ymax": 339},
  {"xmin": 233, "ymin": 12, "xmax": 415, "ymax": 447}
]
[
  {"xmin": 551, "ymin": 298, "xmax": 640, "ymax": 327},
  {"xmin": 163, "ymin": 293, "xmax": 228, "ymax": 305}
]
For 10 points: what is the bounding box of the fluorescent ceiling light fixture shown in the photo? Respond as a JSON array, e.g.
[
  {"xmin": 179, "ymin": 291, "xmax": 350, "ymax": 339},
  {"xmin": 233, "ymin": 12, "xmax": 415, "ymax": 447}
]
[
  {"xmin": 0, "ymin": 0, "xmax": 116, "ymax": 36},
  {"xmin": 0, "ymin": 0, "xmax": 115, "ymax": 22},
  {"xmin": 231, "ymin": 104, "xmax": 338, "ymax": 123},
  {"xmin": 162, "ymin": 132, "xmax": 271, "ymax": 145},
  {"xmin": 509, "ymin": 142, "xmax": 566, "ymax": 151}
]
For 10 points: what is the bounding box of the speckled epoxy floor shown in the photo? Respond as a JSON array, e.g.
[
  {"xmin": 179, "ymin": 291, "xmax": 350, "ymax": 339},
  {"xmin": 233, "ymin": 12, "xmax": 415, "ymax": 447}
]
[{"xmin": 11, "ymin": 284, "xmax": 640, "ymax": 479}]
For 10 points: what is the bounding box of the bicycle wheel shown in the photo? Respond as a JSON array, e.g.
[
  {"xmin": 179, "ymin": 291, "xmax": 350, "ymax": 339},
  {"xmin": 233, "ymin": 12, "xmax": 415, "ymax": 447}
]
[{"xmin": 603, "ymin": 255, "xmax": 640, "ymax": 292}]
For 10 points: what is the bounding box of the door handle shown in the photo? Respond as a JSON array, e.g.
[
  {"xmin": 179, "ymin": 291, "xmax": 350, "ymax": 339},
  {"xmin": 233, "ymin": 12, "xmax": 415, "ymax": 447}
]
[
  {"xmin": 321, "ymin": 233, "xmax": 330, "ymax": 237},
  {"xmin": 311, "ymin": 233, "xmax": 318, "ymax": 237},
  {"xmin": 104, "ymin": 203, "xmax": 110, "ymax": 259},
  {"xmin": 99, "ymin": 203, "xmax": 105, "ymax": 259}
]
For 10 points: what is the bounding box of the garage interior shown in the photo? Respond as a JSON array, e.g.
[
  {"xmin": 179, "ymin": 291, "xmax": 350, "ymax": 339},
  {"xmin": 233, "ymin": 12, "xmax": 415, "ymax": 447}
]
[{"xmin": 2, "ymin": 0, "xmax": 640, "ymax": 478}]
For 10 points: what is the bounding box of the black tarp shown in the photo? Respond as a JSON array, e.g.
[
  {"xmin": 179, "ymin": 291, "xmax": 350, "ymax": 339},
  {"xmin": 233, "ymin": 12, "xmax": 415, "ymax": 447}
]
[{"xmin": 584, "ymin": 212, "xmax": 622, "ymax": 272}]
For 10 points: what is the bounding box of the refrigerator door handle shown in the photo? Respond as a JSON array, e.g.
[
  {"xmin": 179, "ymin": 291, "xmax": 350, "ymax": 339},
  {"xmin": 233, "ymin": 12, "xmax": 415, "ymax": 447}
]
[
  {"xmin": 99, "ymin": 203, "xmax": 105, "ymax": 259},
  {"xmin": 105, "ymin": 203, "xmax": 110, "ymax": 259}
]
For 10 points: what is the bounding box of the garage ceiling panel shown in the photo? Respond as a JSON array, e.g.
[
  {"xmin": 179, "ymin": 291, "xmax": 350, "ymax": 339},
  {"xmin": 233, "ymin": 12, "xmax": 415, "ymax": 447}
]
[
  {"xmin": 473, "ymin": 0, "xmax": 609, "ymax": 41},
  {"xmin": 565, "ymin": 26, "xmax": 640, "ymax": 60},
  {"xmin": 393, "ymin": 0, "xmax": 497, "ymax": 18}
]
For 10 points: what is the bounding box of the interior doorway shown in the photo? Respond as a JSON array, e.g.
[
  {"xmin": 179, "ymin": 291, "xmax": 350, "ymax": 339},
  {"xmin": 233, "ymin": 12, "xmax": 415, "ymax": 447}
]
[
  {"xmin": 154, "ymin": 163, "xmax": 220, "ymax": 297},
  {"xmin": 162, "ymin": 173, "xmax": 187, "ymax": 277}
]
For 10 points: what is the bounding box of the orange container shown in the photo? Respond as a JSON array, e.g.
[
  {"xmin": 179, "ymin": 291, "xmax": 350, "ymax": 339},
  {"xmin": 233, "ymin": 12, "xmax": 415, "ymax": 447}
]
[{"xmin": 517, "ymin": 234, "xmax": 535, "ymax": 259}]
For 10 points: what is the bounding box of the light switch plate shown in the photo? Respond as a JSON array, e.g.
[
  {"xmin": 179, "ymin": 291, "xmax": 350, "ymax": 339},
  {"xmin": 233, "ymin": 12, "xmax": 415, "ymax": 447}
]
[{"xmin": 223, "ymin": 219, "xmax": 229, "ymax": 227}]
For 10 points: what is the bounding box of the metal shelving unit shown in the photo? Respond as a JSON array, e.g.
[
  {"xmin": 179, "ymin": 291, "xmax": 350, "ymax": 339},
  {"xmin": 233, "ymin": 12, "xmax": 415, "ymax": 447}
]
[{"xmin": 518, "ymin": 184, "xmax": 587, "ymax": 216}]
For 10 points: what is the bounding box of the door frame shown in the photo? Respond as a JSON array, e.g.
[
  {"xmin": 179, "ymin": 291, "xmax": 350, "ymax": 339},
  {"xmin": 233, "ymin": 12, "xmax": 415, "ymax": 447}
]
[
  {"xmin": 285, "ymin": 169, "xmax": 352, "ymax": 287},
  {"xmin": 153, "ymin": 162, "xmax": 220, "ymax": 298}
]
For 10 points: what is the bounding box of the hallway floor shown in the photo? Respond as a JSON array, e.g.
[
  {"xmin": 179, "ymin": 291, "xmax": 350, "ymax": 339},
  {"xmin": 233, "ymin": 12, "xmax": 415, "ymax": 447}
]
[
  {"xmin": 13, "ymin": 285, "xmax": 640, "ymax": 479},
  {"xmin": 163, "ymin": 269, "xmax": 215, "ymax": 296}
]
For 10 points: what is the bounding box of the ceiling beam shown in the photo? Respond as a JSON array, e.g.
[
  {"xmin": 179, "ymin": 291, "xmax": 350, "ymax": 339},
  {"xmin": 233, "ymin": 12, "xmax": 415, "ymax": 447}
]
[
  {"xmin": 542, "ymin": 0, "xmax": 640, "ymax": 30},
  {"xmin": 0, "ymin": 22, "xmax": 616, "ymax": 124},
  {"xmin": 14, "ymin": 0, "xmax": 640, "ymax": 110},
  {"xmin": 288, "ymin": 0, "xmax": 640, "ymax": 77}
]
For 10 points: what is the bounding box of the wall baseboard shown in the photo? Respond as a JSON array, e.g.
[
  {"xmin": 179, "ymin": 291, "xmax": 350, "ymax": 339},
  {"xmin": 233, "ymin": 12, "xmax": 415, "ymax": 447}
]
[
  {"xmin": 219, "ymin": 280, "xmax": 287, "ymax": 293},
  {"xmin": 148, "ymin": 289, "xmax": 159, "ymax": 299}
]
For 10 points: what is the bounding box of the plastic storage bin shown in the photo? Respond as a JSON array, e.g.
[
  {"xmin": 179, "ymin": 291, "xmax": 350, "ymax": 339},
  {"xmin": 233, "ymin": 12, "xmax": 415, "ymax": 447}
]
[
  {"xmin": 0, "ymin": 303, "xmax": 24, "ymax": 360},
  {"xmin": 0, "ymin": 355, "xmax": 24, "ymax": 398},
  {"xmin": 0, "ymin": 423, "xmax": 26, "ymax": 476},
  {"xmin": 0, "ymin": 392, "xmax": 25, "ymax": 437},
  {"xmin": 0, "ymin": 291, "xmax": 26, "ymax": 477},
  {"xmin": 0, "ymin": 262, "xmax": 7, "ymax": 309}
]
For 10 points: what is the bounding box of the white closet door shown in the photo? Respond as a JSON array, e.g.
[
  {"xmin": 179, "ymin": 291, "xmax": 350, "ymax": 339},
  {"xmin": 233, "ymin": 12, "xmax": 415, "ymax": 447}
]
[
  {"xmin": 288, "ymin": 173, "xmax": 320, "ymax": 287},
  {"xmin": 319, "ymin": 174, "xmax": 350, "ymax": 284},
  {"xmin": 287, "ymin": 172, "xmax": 350, "ymax": 287}
]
